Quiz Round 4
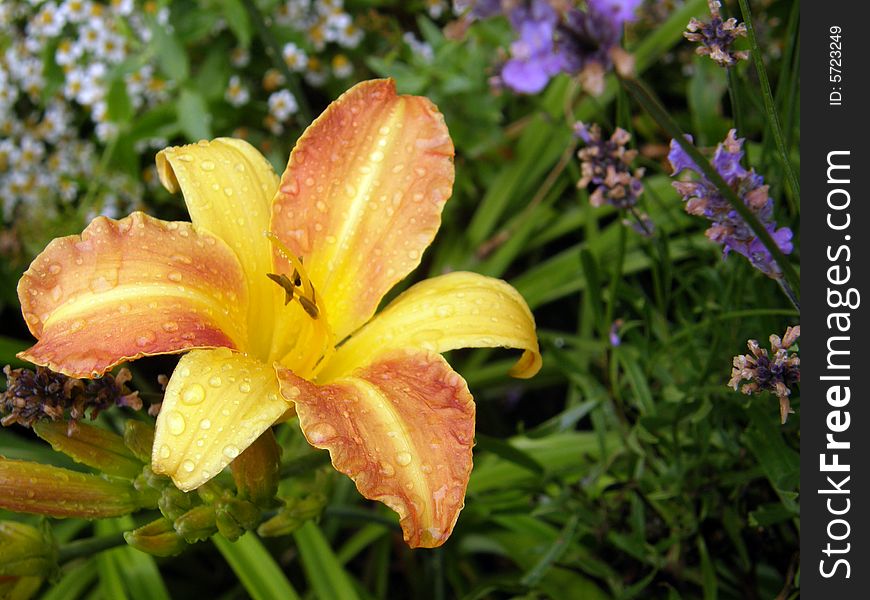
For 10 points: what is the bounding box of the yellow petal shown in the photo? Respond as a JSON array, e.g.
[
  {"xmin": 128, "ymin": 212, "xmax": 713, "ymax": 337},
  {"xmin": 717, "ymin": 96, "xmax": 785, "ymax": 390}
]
[
  {"xmin": 319, "ymin": 272, "xmax": 541, "ymax": 382},
  {"xmin": 152, "ymin": 348, "xmax": 291, "ymax": 491},
  {"xmin": 17, "ymin": 212, "xmax": 247, "ymax": 378},
  {"xmin": 157, "ymin": 138, "xmax": 280, "ymax": 360},
  {"xmin": 277, "ymin": 350, "xmax": 474, "ymax": 548},
  {"xmin": 270, "ymin": 79, "xmax": 455, "ymax": 343}
]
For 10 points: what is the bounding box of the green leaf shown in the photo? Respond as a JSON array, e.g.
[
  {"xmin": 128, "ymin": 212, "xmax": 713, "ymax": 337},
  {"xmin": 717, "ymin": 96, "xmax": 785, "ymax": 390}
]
[
  {"xmin": 41, "ymin": 560, "xmax": 98, "ymax": 600},
  {"xmin": 151, "ymin": 25, "xmax": 189, "ymax": 81},
  {"xmin": 177, "ymin": 88, "xmax": 213, "ymax": 141},
  {"xmin": 474, "ymin": 434, "xmax": 545, "ymax": 475},
  {"xmin": 107, "ymin": 78, "xmax": 134, "ymax": 124},
  {"xmin": 218, "ymin": 0, "xmax": 252, "ymax": 47},
  {"xmin": 214, "ymin": 532, "xmax": 301, "ymax": 600},
  {"xmin": 294, "ymin": 521, "xmax": 360, "ymax": 600}
]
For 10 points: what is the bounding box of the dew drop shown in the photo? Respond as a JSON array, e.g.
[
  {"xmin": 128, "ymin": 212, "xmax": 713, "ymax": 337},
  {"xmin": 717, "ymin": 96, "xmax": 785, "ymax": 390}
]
[
  {"xmin": 159, "ymin": 444, "xmax": 171, "ymax": 459},
  {"xmin": 306, "ymin": 422, "xmax": 337, "ymax": 444},
  {"xmin": 223, "ymin": 187, "xmax": 234, "ymax": 196},
  {"xmin": 182, "ymin": 459, "xmax": 195, "ymax": 473},
  {"xmin": 50, "ymin": 285, "xmax": 63, "ymax": 302},
  {"xmin": 381, "ymin": 462, "xmax": 396, "ymax": 476},
  {"xmin": 181, "ymin": 383, "xmax": 205, "ymax": 405},
  {"xmin": 180, "ymin": 366, "xmax": 191, "ymax": 377},
  {"xmin": 136, "ymin": 331, "xmax": 156, "ymax": 347},
  {"xmin": 167, "ymin": 410, "xmax": 186, "ymax": 435},
  {"xmin": 168, "ymin": 271, "xmax": 183, "ymax": 282},
  {"xmin": 162, "ymin": 321, "xmax": 179, "ymax": 332},
  {"xmin": 239, "ymin": 382, "xmax": 251, "ymax": 393},
  {"xmin": 370, "ymin": 150, "xmax": 384, "ymax": 162},
  {"xmin": 223, "ymin": 445, "xmax": 240, "ymax": 459},
  {"xmin": 48, "ymin": 263, "xmax": 62, "ymax": 274},
  {"xmin": 200, "ymin": 418, "xmax": 211, "ymax": 430},
  {"xmin": 200, "ymin": 160, "xmax": 215, "ymax": 171},
  {"xmin": 208, "ymin": 375, "xmax": 223, "ymax": 388},
  {"xmin": 396, "ymin": 451, "xmax": 412, "ymax": 467}
]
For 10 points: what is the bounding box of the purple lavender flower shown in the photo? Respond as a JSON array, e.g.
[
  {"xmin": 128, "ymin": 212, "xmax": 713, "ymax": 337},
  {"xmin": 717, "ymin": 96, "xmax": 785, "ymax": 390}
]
[
  {"xmin": 495, "ymin": 0, "xmax": 643, "ymax": 95},
  {"xmin": 668, "ymin": 129, "xmax": 793, "ymax": 279},
  {"xmin": 501, "ymin": 1, "xmax": 567, "ymax": 94},
  {"xmin": 684, "ymin": 0, "xmax": 749, "ymax": 68},
  {"xmin": 575, "ymin": 122, "xmax": 645, "ymax": 210},
  {"xmin": 729, "ymin": 325, "xmax": 800, "ymax": 424}
]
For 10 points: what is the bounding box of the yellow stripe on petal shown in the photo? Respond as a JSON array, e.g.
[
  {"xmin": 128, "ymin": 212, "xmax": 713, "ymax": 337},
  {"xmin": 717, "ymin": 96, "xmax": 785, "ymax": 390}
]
[
  {"xmin": 319, "ymin": 272, "xmax": 541, "ymax": 382},
  {"xmin": 17, "ymin": 212, "xmax": 247, "ymax": 378},
  {"xmin": 152, "ymin": 348, "xmax": 291, "ymax": 492},
  {"xmin": 270, "ymin": 79, "xmax": 455, "ymax": 343},
  {"xmin": 157, "ymin": 139, "xmax": 280, "ymax": 360},
  {"xmin": 277, "ymin": 350, "xmax": 474, "ymax": 548}
]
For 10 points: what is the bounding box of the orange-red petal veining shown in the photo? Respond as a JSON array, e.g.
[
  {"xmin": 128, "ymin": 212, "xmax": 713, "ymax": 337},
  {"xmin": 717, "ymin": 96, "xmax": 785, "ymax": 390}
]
[
  {"xmin": 271, "ymin": 79, "xmax": 455, "ymax": 343},
  {"xmin": 277, "ymin": 349, "xmax": 474, "ymax": 548},
  {"xmin": 17, "ymin": 212, "xmax": 248, "ymax": 377}
]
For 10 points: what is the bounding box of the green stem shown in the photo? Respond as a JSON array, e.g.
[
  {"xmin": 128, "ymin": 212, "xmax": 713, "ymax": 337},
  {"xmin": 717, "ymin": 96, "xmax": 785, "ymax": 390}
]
[
  {"xmin": 240, "ymin": 0, "xmax": 312, "ymax": 125},
  {"xmin": 620, "ymin": 76, "xmax": 800, "ymax": 301},
  {"xmin": 58, "ymin": 532, "xmax": 127, "ymax": 564},
  {"xmin": 726, "ymin": 69, "xmax": 746, "ymax": 164},
  {"xmin": 736, "ymin": 0, "xmax": 800, "ymax": 213}
]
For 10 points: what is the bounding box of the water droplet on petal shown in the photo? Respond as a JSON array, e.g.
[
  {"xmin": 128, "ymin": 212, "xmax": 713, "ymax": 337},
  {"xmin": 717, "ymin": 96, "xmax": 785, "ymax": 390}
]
[
  {"xmin": 182, "ymin": 459, "xmax": 195, "ymax": 473},
  {"xmin": 167, "ymin": 411, "xmax": 186, "ymax": 435},
  {"xmin": 136, "ymin": 331, "xmax": 156, "ymax": 347},
  {"xmin": 224, "ymin": 187, "xmax": 234, "ymax": 196},
  {"xmin": 181, "ymin": 383, "xmax": 205, "ymax": 405},
  {"xmin": 48, "ymin": 263, "xmax": 62, "ymax": 274},
  {"xmin": 381, "ymin": 462, "xmax": 396, "ymax": 476},
  {"xmin": 208, "ymin": 376, "xmax": 223, "ymax": 388},
  {"xmin": 159, "ymin": 444, "xmax": 171, "ymax": 459},
  {"xmin": 200, "ymin": 418, "xmax": 211, "ymax": 430},
  {"xmin": 396, "ymin": 451, "xmax": 412, "ymax": 467},
  {"xmin": 200, "ymin": 160, "xmax": 215, "ymax": 171},
  {"xmin": 162, "ymin": 321, "xmax": 179, "ymax": 332},
  {"xmin": 239, "ymin": 382, "xmax": 251, "ymax": 393},
  {"xmin": 223, "ymin": 445, "xmax": 240, "ymax": 459},
  {"xmin": 306, "ymin": 422, "xmax": 337, "ymax": 444}
]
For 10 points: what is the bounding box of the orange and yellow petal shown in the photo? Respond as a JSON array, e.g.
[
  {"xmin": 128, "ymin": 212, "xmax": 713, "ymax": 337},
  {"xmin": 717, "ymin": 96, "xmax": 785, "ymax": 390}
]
[
  {"xmin": 277, "ymin": 350, "xmax": 474, "ymax": 548},
  {"xmin": 152, "ymin": 348, "xmax": 291, "ymax": 492},
  {"xmin": 271, "ymin": 79, "xmax": 455, "ymax": 343},
  {"xmin": 17, "ymin": 212, "xmax": 247, "ymax": 378},
  {"xmin": 318, "ymin": 271, "xmax": 541, "ymax": 382},
  {"xmin": 157, "ymin": 138, "xmax": 281, "ymax": 360}
]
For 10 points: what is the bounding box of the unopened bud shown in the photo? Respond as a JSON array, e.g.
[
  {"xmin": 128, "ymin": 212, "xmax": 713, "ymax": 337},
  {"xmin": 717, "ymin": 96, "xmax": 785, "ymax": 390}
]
[
  {"xmin": 0, "ymin": 458, "xmax": 150, "ymax": 518},
  {"xmin": 257, "ymin": 493, "xmax": 327, "ymax": 537},
  {"xmin": 34, "ymin": 420, "xmax": 143, "ymax": 479},
  {"xmin": 124, "ymin": 420, "xmax": 155, "ymax": 463},
  {"xmin": 231, "ymin": 430, "xmax": 281, "ymax": 508},
  {"xmin": 0, "ymin": 521, "xmax": 57, "ymax": 577},
  {"xmin": 215, "ymin": 498, "xmax": 261, "ymax": 542},
  {"xmin": 174, "ymin": 505, "xmax": 217, "ymax": 543},
  {"xmin": 124, "ymin": 518, "xmax": 186, "ymax": 557}
]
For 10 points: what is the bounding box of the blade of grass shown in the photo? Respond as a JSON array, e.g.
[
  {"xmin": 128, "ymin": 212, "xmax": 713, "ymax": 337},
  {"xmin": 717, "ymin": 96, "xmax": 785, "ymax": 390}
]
[
  {"xmin": 736, "ymin": 0, "xmax": 800, "ymax": 212},
  {"xmin": 214, "ymin": 532, "xmax": 301, "ymax": 600},
  {"xmin": 293, "ymin": 521, "xmax": 360, "ymax": 600}
]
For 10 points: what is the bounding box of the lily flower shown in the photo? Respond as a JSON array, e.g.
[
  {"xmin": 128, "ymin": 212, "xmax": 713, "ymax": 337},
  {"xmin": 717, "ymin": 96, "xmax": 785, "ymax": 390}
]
[{"xmin": 16, "ymin": 79, "xmax": 541, "ymax": 548}]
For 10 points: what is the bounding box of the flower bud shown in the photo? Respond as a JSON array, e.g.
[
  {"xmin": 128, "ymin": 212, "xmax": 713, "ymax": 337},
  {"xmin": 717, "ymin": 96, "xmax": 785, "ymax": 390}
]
[
  {"xmin": 0, "ymin": 520, "xmax": 57, "ymax": 577},
  {"xmin": 123, "ymin": 518, "xmax": 186, "ymax": 557},
  {"xmin": 257, "ymin": 493, "xmax": 327, "ymax": 537},
  {"xmin": 124, "ymin": 420, "xmax": 155, "ymax": 464},
  {"xmin": 173, "ymin": 506, "xmax": 217, "ymax": 543},
  {"xmin": 0, "ymin": 459, "xmax": 151, "ymax": 518},
  {"xmin": 33, "ymin": 420, "xmax": 143, "ymax": 479},
  {"xmin": 230, "ymin": 430, "xmax": 281, "ymax": 508},
  {"xmin": 215, "ymin": 498, "xmax": 260, "ymax": 542}
]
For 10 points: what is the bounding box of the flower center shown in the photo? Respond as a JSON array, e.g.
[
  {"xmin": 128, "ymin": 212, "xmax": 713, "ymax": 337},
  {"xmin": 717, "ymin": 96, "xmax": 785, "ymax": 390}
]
[{"xmin": 265, "ymin": 232, "xmax": 336, "ymax": 377}]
